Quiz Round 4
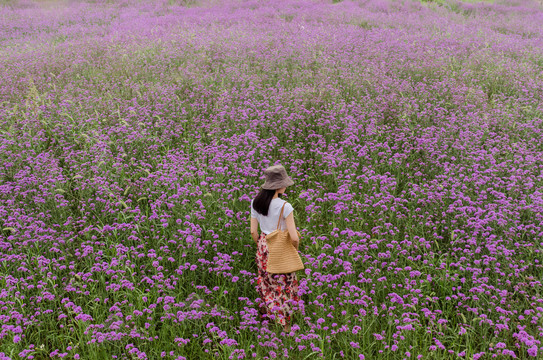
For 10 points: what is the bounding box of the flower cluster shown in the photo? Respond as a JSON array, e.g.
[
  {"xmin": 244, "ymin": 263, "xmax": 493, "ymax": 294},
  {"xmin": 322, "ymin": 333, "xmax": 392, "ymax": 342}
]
[{"xmin": 0, "ymin": 0, "xmax": 542, "ymax": 358}]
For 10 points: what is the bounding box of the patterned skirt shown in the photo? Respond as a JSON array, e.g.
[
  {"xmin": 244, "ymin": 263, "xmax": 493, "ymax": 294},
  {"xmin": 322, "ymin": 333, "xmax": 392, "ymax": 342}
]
[{"xmin": 255, "ymin": 232, "xmax": 300, "ymax": 326}]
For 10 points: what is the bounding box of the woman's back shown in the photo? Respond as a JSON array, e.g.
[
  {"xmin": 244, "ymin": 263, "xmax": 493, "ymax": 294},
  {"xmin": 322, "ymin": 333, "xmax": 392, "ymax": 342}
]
[{"xmin": 251, "ymin": 197, "xmax": 294, "ymax": 235}]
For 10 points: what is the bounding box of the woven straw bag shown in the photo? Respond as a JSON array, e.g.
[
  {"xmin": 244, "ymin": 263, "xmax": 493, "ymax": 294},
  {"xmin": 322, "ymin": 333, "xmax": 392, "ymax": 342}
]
[{"xmin": 265, "ymin": 202, "xmax": 304, "ymax": 274}]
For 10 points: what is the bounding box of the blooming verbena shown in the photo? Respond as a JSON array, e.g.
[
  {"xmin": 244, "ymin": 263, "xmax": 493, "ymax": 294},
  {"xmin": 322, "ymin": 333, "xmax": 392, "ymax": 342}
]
[{"xmin": 1, "ymin": 0, "xmax": 542, "ymax": 359}]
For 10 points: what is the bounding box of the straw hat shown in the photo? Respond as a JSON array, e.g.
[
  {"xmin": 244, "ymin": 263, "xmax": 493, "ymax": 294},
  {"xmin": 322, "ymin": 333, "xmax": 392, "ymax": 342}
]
[{"xmin": 261, "ymin": 165, "xmax": 294, "ymax": 190}]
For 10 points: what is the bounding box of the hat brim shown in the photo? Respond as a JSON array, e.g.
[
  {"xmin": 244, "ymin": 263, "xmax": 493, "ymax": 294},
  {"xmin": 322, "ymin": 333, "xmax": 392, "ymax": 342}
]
[{"xmin": 261, "ymin": 177, "xmax": 294, "ymax": 190}]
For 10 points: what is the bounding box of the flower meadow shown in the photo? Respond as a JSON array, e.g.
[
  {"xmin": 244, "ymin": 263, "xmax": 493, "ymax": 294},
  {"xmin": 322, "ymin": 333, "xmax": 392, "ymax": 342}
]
[{"xmin": 1, "ymin": 0, "xmax": 543, "ymax": 358}]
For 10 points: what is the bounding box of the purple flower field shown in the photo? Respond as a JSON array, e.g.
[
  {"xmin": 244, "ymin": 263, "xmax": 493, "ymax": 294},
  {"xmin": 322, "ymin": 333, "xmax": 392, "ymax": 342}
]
[{"xmin": 1, "ymin": 0, "xmax": 543, "ymax": 358}]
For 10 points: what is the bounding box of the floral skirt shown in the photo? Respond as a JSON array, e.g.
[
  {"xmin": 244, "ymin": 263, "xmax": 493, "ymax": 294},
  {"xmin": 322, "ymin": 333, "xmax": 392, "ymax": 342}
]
[{"xmin": 255, "ymin": 232, "xmax": 300, "ymax": 326}]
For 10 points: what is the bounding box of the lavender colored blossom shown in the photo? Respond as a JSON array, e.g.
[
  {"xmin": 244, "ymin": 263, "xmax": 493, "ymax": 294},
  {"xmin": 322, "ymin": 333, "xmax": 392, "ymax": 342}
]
[{"xmin": 0, "ymin": 0, "xmax": 542, "ymax": 358}]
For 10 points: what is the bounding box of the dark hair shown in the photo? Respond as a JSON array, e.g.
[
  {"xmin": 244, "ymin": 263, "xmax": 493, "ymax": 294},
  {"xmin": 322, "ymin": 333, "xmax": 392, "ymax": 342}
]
[{"xmin": 252, "ymin": 189, "xmax": 281, "ymax": 216}]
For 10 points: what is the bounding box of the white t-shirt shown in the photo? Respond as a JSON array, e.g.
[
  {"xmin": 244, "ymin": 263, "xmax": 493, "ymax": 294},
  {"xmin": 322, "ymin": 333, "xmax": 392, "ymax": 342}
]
[{"xmin": 250, "ymin": 197, "xmax": 294, "ymax": 235}]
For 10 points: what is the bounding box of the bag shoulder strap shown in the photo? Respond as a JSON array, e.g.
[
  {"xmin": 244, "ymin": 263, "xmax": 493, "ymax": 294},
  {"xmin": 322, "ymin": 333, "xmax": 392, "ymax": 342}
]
[{"xmin": 276, "ymin": 202, "xmax": 286, "ymax": 230}]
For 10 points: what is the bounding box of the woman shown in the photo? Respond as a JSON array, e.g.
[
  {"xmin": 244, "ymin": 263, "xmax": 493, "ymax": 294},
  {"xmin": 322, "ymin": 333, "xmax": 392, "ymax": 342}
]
[{"xmin": 250, "ymin": 164, "xmax": 301, "ymax": 333}]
